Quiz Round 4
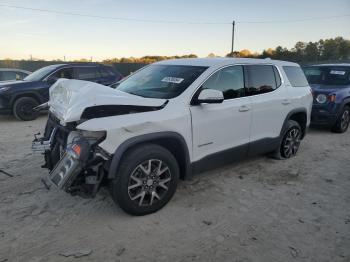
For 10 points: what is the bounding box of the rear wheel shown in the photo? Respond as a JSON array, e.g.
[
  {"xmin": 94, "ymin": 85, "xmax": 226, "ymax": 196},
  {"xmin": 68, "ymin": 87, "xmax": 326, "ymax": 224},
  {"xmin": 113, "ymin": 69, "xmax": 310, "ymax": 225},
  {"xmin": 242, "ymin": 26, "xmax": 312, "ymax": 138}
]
[
  {"xmin": 13, "ymin": 97, "xmax": 39, "ymax": 121},
  {"xmin": 332, "ymin": 106, "xmax": 350, "ymax": 133},
  {"xmin": 110, "ymin": 144, "xmax": 179, "ymax": 216},
  {"xmin": 271, "ymin": 120, "xmax": 302, "ymax": 159}
]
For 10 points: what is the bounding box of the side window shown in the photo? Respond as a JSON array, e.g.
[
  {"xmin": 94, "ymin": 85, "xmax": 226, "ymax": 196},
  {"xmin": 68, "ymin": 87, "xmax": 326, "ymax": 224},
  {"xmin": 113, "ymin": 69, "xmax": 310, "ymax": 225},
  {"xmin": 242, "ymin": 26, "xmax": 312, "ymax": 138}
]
[
  {"xmin": 52, "ymin": 68, "xmax": 74, "ymax": 79},
  {"xmin": 202, "ymin": 66, "xmax": 245, "ymax": 99},
  {"xmin": 100, "ymin": 68, "xmax": 109, "ymax": 77},
  {"xmin": 100, "ymin": 67, "xmax": 114, "ymax": 77},
  {"xmin": 1, "ymin": 71, "xmax": 17, "ymax": 81},
  {"xmin": 245, "ymin": 65, "xmax": 277, "ymax": 95},
  {"xmin": 284, "ymin": 66, "xmax": 309, "ymax": 87},
  {"xmin": 16, "ymin": 72, "xmax": 28, "ymax": 80},
  {"xmin": 76, "ymin": 67, "xmax": 100, "ymax": 80}
]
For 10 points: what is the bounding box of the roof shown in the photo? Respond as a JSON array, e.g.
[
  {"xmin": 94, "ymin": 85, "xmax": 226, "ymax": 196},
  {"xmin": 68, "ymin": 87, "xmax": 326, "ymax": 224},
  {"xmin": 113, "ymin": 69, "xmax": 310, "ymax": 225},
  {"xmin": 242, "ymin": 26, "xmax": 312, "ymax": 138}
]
[
  {"xmin": 0, "ymin": 68, "xmax": 32, "ymax": 73},
  {"xmin": 155, "ymin": 57, "xmax": 299, "ymax": 67},
  {"xmin": 42, "ymin": 62, "xmax": 107, "ymax": 68}
]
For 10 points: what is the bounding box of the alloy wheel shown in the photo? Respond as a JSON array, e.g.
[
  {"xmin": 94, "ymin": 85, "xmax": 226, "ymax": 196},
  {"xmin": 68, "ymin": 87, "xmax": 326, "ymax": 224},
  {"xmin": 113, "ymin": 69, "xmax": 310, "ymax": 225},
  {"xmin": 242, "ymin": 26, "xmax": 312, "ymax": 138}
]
[
  {"xmin": 283, "ymin": 128, "xmax": 301, "ymax": 158},
  {"xmin": 340, "ymin": 110, "xmax": 350, "ymax": 131},
  {"xmin": 128, "ymin": 159, "xmax": 171, "ymax": 207}
]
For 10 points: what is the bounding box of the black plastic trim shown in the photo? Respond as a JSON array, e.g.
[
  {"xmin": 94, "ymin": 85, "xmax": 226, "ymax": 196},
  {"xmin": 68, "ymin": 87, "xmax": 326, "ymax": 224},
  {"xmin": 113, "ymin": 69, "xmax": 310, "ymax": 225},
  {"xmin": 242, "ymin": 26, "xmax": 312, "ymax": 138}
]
[
  {"xmin": 108, "ymin": 131, "xmax": 191, "ymax": 180},
  {"xmin": 280, "ymin": 108, "xmax": 308, "ymax": 139}
]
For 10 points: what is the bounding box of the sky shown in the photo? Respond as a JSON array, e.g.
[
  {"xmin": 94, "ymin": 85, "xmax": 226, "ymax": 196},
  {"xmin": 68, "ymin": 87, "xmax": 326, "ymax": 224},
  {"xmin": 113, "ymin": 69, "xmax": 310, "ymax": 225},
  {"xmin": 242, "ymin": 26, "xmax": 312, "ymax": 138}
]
[{"xmin": 0, "ymin": 0, "xmax": 350, "ymax": 61}]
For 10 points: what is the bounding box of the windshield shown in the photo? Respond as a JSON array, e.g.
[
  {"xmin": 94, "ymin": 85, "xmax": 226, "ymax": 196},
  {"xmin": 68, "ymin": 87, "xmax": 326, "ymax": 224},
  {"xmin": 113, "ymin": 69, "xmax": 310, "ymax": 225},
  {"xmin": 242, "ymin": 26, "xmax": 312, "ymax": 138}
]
[
  {"xmin": 116, "ymin": 64, "xmax": 208, "ymax": 99},
  {"xmin": 24, "ymin": 65, "xmax": 62, "ymax": 81},
  {"xmin": 303, "ymin": 66, "xmax": 350, "ymax": 86}
]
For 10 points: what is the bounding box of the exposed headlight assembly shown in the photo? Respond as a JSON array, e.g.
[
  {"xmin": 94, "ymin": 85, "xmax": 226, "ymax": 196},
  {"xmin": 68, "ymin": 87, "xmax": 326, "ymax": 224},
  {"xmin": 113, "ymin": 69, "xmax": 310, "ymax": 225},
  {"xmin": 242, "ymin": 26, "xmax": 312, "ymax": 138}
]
[{"xmin": 316, "ymin": 94, "xmax": 327, "ymax": 104}]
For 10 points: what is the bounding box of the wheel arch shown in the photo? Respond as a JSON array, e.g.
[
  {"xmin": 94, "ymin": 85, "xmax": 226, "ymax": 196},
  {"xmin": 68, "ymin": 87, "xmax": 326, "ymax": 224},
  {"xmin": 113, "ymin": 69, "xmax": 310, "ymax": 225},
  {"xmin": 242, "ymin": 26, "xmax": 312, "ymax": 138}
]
[
  {"xmin": 10, "ymin": 92, "xmax": 44, "ymax": 108},
  {"xmin": 281, "ymin": 108, "xmax": 308, "ymax": 139},
  {"xmin": 108, "ymin": 132, "xmax": 192, "ymax": 180},
  {"xmin": 340, "ymin": 97, "xmax": 350, "ymax": 111}
]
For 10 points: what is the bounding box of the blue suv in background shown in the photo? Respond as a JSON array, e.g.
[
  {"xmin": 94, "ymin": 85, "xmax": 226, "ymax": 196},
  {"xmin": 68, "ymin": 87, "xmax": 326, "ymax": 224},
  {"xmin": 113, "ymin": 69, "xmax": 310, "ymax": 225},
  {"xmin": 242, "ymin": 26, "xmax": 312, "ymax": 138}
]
[
  {"xmin": 303, "ymin": 64, "xmax": 350, "ymax": 133},
  {"xmin": 0, "ymin": 63, "xmax": 122, "ymax": 121}
]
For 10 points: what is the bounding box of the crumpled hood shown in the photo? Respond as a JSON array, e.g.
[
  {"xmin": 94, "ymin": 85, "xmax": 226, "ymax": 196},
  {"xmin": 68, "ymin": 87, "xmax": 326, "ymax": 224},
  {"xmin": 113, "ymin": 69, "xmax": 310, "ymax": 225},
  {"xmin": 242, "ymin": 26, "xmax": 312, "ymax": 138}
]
[{"xmin": 49, "ymin": 79, "xmax": 166, "ymax": 123}]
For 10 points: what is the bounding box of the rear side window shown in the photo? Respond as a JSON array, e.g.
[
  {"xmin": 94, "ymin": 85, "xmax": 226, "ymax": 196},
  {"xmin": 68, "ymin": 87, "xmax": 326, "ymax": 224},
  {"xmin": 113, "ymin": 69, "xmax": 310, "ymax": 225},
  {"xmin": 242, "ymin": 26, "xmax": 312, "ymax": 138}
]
[
  {"xmin": 283, "ymin": 66, "xmax": 308, "ymax": 87},
  {"xmin": 245, "ymin": 65, "xmax": 277, "ymax": 95},
  {"xmin": 76, "ymin": 67, "xmax": 101, "ymax": 80}
]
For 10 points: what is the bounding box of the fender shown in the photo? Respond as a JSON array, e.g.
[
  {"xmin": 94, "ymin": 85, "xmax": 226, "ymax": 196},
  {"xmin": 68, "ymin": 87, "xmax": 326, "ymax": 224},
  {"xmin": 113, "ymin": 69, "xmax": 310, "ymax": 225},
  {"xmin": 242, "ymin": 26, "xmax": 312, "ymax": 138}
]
[
  {"xmin": 280, "ymin": 108, "xmax": 308, "ymax": 139},
  {"xmin": 339, "ymin": 97, "xmax": 350, "ymax": 113},
  {"xmin": 10, "ymin": 91, "xmax": 45, "ymax": 106},
  {"xmin": 108, "ymin": 131, "xmax": 192, "ymax": 180}
]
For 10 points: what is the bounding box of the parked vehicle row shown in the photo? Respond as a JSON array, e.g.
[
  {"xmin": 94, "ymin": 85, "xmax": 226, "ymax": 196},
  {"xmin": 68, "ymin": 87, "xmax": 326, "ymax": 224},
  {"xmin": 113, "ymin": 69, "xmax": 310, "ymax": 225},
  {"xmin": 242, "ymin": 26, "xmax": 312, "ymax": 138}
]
[
  {"xmin": 0, "ymin": 63, "xmax": 123, "ymax": 120},
  {"xmin": 32, "ymin": 58, "xmax": 313, "ymax": 215}
]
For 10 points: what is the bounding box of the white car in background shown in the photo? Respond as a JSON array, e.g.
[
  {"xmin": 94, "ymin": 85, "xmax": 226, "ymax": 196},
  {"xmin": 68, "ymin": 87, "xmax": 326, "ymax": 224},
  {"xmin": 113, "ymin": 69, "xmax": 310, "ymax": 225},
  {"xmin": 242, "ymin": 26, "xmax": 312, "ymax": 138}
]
[
  {"xmin": 0, "ymin": 68, "xmax": 31, "ymax": 83},
  {"xmin": 32, "ymin": 58, "xmax": 313, "ymax": 215}
]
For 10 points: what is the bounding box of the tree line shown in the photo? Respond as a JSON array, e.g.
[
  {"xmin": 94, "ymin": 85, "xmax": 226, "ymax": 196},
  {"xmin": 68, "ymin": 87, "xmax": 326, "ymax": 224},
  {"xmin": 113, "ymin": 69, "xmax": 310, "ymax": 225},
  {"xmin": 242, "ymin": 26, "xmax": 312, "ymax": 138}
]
[
  {"xmin": 226, "ymin": 36, "xmax": 350, "ymax": 63},
  {"xmin": 1, "ymin": 37, "xmax": 349, "ymax": 65},
  {"xmin": 102, "ymin": 37, "xmax": 349, "ymax": 64}
]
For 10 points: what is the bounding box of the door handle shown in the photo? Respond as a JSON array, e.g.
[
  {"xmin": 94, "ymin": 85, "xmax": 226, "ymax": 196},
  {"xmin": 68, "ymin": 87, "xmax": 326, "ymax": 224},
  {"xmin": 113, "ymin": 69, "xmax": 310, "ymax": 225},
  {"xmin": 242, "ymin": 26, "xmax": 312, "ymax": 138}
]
[
  {"xmin": 282, "ymin": 99, "xmax": 291, "ymax": 105},
  {"xmin": 239, "ymin": 105, "xmax": 250, "ymax": 112}
]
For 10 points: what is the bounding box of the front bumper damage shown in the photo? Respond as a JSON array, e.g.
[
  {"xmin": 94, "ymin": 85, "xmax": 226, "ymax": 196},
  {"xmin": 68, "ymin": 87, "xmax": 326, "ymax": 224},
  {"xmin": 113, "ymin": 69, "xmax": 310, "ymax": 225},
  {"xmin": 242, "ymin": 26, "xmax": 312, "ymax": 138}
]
[{"xmin": 32, "ymin": 114, "xmax": 110, "ymax": 197}]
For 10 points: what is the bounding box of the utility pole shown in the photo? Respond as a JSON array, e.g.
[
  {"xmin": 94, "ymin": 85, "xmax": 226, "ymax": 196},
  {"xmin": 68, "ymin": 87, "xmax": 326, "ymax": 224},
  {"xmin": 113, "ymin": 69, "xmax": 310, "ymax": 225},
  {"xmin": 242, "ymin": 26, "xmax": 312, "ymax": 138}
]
[{"xmin": 231, "ymin": 20, "xmax": 235, "ymax": 55}]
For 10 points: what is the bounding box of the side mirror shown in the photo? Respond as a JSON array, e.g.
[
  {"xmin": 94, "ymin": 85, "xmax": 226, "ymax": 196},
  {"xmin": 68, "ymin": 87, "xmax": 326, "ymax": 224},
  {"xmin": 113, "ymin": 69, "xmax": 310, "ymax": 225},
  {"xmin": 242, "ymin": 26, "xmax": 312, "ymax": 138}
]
[
  {"xmin": 47, "ymin": 77, "xmax": 58, "ymax": 85},
  {"xmin": 195, "ymin": 89, "xmax": 224, "ymax": 104}
]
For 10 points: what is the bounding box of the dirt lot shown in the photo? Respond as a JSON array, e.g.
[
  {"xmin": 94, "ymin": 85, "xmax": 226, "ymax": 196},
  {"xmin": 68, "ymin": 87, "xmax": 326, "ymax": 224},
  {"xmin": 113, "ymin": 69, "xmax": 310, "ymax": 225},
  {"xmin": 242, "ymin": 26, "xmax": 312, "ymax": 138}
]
[{"xmin": 0, "ymin": 115, "xmax": 349, "ymax": 262}]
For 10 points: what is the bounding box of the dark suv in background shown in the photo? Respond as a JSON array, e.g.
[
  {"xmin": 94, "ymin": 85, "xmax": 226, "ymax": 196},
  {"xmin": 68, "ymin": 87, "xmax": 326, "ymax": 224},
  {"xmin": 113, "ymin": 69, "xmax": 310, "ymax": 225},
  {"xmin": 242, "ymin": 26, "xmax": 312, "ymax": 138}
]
[
  {"xmin": 0, "ymin": 63, "xmax": 123, "ymax": 121},
  {"xmin": 303, "ymin": 64, "xmax": 350, "ymax": 133}
]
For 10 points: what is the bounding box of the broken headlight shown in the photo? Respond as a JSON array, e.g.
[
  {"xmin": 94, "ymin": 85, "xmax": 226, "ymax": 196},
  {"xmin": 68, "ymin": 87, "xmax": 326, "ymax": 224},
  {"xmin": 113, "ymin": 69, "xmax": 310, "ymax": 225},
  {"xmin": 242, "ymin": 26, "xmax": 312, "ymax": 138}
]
[{"xmin": 68, "ymin": 130, "xmax": 106, "ymax": 148}]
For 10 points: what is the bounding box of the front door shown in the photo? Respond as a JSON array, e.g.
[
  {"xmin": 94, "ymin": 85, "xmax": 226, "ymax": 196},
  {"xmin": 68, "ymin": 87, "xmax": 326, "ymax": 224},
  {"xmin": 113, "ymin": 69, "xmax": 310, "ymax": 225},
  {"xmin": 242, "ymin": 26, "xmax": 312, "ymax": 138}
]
[{"xmin": 190, "ymin": 65, "xmax": 252, "ymax": 163}]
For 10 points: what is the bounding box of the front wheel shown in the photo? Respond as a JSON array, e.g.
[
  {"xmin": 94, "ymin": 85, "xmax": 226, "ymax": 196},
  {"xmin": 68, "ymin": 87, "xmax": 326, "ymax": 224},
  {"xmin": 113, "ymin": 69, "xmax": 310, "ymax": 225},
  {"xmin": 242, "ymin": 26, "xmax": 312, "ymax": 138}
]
[
  {"xmin": 13, "ymin": 97, "xmax": 39, "ymax": 121},
  {"xmin": 110, "ymin": 144, "xmax": 179, "ymax": 216},
  {"xmin": 332, "ymin": 106, "xmax": 350, "ymax": 133},
  {"xmin": 271, "ymin": 120, "xmax": 302, "ymax": 159}
]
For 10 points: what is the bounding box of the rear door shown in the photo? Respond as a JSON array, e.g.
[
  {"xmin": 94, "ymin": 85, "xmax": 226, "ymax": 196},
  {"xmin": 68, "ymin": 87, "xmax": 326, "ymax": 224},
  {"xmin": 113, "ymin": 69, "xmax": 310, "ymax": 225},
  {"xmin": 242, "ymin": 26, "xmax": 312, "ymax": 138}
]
[
  {"xmin": 190, "ymin": 65, "xmax": 252, "ymax": 162},
  {"xmin": 245, "ymin": 64, "xmax": 291, "ymax": 154}
]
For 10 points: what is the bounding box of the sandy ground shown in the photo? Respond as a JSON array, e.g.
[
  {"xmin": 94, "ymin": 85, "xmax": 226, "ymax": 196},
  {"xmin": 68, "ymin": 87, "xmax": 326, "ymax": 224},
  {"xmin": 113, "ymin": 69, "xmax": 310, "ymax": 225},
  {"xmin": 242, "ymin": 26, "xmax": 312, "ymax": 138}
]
[{"xmin": 0, "ymin": 114, "xmax": 349, "ymax": 262}]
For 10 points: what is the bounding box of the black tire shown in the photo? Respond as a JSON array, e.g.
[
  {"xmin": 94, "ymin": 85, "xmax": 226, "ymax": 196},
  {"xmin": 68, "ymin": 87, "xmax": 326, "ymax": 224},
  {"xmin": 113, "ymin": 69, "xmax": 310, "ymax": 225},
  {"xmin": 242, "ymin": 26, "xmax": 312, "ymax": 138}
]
[
  {"xmin": 271, "ymin": 120, "xmax": 302, "ymax": 160},
  {"xmin": 331, "ymin": 106, "xmax": 350, "ymax": 133},
  {"xmin": 110, "ymin": 144, "xmax": 179, "ymax": 216},
  {"xmin": 13, "ymin": 97, "xmax": 39, "ymax": 121}
]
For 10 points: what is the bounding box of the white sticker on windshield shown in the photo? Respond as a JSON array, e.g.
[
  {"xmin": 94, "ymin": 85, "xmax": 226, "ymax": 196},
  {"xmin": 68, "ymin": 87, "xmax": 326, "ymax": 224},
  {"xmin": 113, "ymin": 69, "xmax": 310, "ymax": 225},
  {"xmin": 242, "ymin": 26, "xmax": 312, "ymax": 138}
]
[
  {"xmin": 330, "ymin": 70, "xmax": 346, "ymax": 75},
  {"xmin": 161, "ymin": 77, "xmax": 184, "ymax": 84}
]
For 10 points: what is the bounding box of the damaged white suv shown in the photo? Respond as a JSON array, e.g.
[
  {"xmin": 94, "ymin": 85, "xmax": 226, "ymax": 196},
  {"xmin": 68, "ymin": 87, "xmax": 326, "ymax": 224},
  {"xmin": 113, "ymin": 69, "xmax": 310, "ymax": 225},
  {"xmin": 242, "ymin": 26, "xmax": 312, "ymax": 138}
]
[{"xmin": 32, "ymin": 58, "xmax": 312, "ymax": 215}]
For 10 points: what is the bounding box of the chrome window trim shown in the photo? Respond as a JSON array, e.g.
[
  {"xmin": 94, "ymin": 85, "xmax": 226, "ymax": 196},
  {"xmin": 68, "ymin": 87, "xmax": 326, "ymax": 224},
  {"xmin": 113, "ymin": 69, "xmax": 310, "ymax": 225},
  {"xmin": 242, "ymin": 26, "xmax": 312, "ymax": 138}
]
[
  {"xmin": 43, "ymin": 65, "xmax": 99, "ymax": 81},
  {"xmin": 189, "ymin": 63, "xmax": 286, "ymax": 104}
]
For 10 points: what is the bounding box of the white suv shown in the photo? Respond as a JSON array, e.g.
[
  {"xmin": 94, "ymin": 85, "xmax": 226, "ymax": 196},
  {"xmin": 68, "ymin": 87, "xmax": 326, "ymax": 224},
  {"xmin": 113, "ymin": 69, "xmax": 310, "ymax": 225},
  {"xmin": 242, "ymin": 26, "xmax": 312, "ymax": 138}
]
[{"xmin": 32, "ymin": 58, "xmax": 313, "ymax": 215}]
